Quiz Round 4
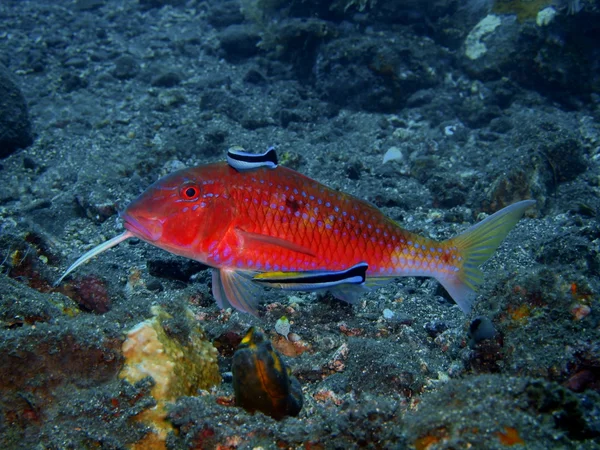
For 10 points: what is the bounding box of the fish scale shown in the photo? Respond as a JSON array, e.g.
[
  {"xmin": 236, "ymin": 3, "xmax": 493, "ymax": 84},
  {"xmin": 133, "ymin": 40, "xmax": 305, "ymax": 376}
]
[
  {"xmin": 228, "ymin": 168, "xmax": 406, "ymax": 273},
  {"xmin": 56, "ymin": 153, "xmax": 535, "ymax": 317}
]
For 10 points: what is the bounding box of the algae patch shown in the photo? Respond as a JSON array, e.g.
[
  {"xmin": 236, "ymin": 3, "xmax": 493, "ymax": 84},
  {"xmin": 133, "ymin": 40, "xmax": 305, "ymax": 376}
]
[
  {"xmin": 465, "ymin": 14, "xmax": 502, "ymax": 60},
  {"xmin": 119, "ymin": 306, "xmax": 220, "ymax": 449}
]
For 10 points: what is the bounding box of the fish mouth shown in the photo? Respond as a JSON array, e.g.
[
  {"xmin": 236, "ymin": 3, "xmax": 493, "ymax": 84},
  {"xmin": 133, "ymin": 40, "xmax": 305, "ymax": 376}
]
[{"xmin": 121, "ymin": 213, "xmax": 163, "ymax": 242}]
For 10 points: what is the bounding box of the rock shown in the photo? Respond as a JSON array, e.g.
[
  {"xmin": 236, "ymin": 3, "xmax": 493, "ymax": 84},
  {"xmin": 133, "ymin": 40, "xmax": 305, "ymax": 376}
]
[
  {"xmin": 263, "ymin": 18, "xmax": 338, "ymax": 80},
  {"xmin": 315, "ymin": 31, "xmax": 445, "ymax": 112},
  {"xmin": 0, "ymin": 63, "xmax": 33, "ymax": 158},
  {"xmin": 60, "ymin": 72, "xmax": 89, "ymax": 92},
  {"xmin": 218, "ymin": 24, "xmax": 260, "ymax": 61},
  {"xmin": 207, "ymin": 0, "xmax": 245, "ymax": 28},
  {"xmin": 120, "ymin": 306, "xmax": 220, "ymax": 449},
  {"xmin": 150, "ymin": 70, "xmax": 182, "ymax": 88},
  {"xmin": 461, "ymin": 14, "xmax": 521, "ymax": 80},
  {"xmin": 243, "ymin": 68, "xmax": 267, "ymax": 85},
  {"xmin": 138, "ymin": 0, "xmax": 185, "ymax": 8},
  {"xmin": 112, "ymin": 55, "xmax": 140, "ymax": 80},
  {"xmin": 73, "ymin": 0, "xmax": 105, "ymax": 11}
]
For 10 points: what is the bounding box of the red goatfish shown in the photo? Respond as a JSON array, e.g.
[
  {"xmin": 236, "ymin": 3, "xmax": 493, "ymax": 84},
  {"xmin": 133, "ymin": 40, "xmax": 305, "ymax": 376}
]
[{"xmin": 56, "ymin": 147, "xmax": 535, "ymax": 316}]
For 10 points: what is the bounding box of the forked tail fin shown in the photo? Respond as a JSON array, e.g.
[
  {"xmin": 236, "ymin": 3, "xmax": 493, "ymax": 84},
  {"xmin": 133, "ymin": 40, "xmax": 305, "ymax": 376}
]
[{"xmin": 436, "ymin": 200, "xmax": 536, "ymax": 313}]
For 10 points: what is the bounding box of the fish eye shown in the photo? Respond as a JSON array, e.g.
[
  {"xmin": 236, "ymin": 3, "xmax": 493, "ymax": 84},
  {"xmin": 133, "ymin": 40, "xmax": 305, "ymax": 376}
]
[{"xmin": 179, "ymin": 183, "xmax": 200, "ymax": 201}]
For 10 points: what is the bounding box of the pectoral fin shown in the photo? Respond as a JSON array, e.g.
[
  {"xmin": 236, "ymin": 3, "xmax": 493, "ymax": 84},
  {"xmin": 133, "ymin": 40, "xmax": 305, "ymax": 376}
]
[
  {"xmin": 212, "ymin": 268, "xmax": 263, "ymax": 317},
  {"xmin": 253, "ymin": 262, "xmax": 368, "ymax": 292}
]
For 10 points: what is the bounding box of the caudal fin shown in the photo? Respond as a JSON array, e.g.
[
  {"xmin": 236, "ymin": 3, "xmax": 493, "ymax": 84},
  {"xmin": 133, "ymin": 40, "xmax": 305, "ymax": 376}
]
[{"xmin": 437, "ymin": 200, "xmax": 535, "ymax": 313}]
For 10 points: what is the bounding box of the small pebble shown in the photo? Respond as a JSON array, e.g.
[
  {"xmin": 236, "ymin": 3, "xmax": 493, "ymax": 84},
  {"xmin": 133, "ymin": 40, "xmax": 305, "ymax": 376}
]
[{"xmin": 382, "ymin": 308, "xmax": 395, "ymax": 319}]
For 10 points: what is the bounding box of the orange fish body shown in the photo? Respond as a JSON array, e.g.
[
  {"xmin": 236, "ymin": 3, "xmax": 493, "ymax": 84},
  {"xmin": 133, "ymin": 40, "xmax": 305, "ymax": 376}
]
[{"xmin": 57, "ymin": 151, "xmax": 535, "ymax": 316}]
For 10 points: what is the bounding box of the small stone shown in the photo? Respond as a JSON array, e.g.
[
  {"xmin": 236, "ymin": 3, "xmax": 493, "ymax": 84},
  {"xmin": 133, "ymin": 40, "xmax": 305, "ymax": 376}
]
[
  {"xmin": 112, "ymin": 55, "xmax": 139, "ymax": 80},
  {"xmin": 218, "ymin": 25, "xmax": 260, "ymax": 61},
  {"xmin": 571, "ymin": 303, "xmax": 591, "ymax": 321},
  {"xmin": 0, "ymin": 63, "xmax": 33, "ymax": 157},
  {"xmin": 424, "ymin": 320, "xmax": 448, "ymax": 339},
  {"xmin": 151, "ymin": 71, "xmax": 182, "ymax": 88},
  {"xmin": 243, "ymin": 68, "xmax": 267, "ymax": 85},
  {"xmin": 382, "ymin": 308, "xmax": 395, "ymax": 319}
]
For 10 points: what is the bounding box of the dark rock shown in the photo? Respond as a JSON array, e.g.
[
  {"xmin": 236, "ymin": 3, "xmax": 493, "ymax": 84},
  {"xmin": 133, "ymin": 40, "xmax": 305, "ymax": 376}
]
[
  {"xmin": 213, "ymin": 331, "xmax": 243, "ymax": 358},
  {"xmin": 25, "ymin": 49, "xmax": 46, "ymax": 73},
  {"xmin": 23, "ymin": 156, "xmax": 37, "ymax": 170},
  {"xmin": 112, "ymin": 55, "xmax": 140, "ymax": 80},
  {"xmin": 263, "ymin": 18, "xmax": 338, "ymax": 80},
  {"xmin": 483, "ymin": 109, "xmax": 587, "ymax": 211},
  {"xmin": 147, "ymin": 258, "xmax": 208, "ymax": 283},
  {"xmin": 346, "ymin": 160, "xmax": 364, "ymax": 181},
  {"xmin": 151, "ymin": 71, "xmax": 182, "ymax": 87},
  {"xmin": 199, "ymin": 89, "xmax": 245, "ymax": 123},
  {"xmin": 338, "ymin": 337, "xmax": 424, "ymax": 396},
  {"xmin": 207, "ymin": 0, "xmax": 245, "ymax": 28},
  {"xmin": 204, "ymin": 129, "xmax": 227, "ymax": 145},
  {"xmin": 70, "ymin": 275, "xmax": 112, "ymax": 314},
  {"xmin": 63, "ymin": 57, "xmax": 87, "ymax": 69},
  {"xmin": 336, "ymin": 0, "xmax": 454, "ymax": 26},
  {"xmin": 542, "ymin": 136, "xmax": 587, "ymax": 183},
  {"xmin": 0, "ymin": 63, "xmax": 33, "ymax": 158},
  {"xmin": 74, "ymin": 192, "xmax": 117, "ymax": 224},
  {"xmin": 406, "ymin": 89, "xmax": 436, "ymax": 108},
  {"xmin": 279, "ymin": 109, "xmax": 310, "ymax": 127},
  {"xmin": 240, "ymin": 114, "xmax": 274, "ymax": 130},
  {"xmin": 461, "ymin": 12, "xmax": 600, "ymax": 107},
  {"xmin": 145, "ymin": 279, "xmax": 163, "ymax": 292},
  {"xmin": 243, "ymin": 68, "xmax": 267, "ymax": 85},
  {"xmin": 45, "ymin": 37, "xmax": 68, "ymax": 49},
  {"xmin": 315, "ymin": 31, "xmax": 445, "ymax": 112},
  {"xmin": 73, "ymin": 0, "xmax": 105, "ymax": 11},
  {"xmin": 428, "ymin": 174, "xmax": 469, "ymax": 209},
  {"xmin": 218, "ymin": 25, "xmax": 260, "ymax": 61},
  {"xmin": 459, "ymin": 95, "xmax": 502, "ymax": 128},
  {"xmin": 461, "ymin": 14, "xmax": 520, "ymax": 80},
  {"xmin": 519, "ymin": 12, "xmax": 600, "ymax": 106},
  {"xmin": 155, "ymin": 90, "xmax": 186, "ymax": 110},
  {"xmin": 424, "ymin": 320, "xmax": 448, "ymax": 339},
  {"xmin": 60, "ymin": 72, "xmax": 88, "ymax": 92},
  {"xmin": 489, "ymin": 117, "xmax": 513, "ymax": 134},
  {"xmin": 138, "ymin": 0, "xmax": 185, "ymax": 8},
  {"xmin": 405, "ymin": 375, "xmax": 600, "ymax": 446}
]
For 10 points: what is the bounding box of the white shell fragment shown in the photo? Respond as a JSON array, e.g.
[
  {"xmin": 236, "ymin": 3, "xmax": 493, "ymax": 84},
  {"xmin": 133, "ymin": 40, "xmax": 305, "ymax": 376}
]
[
  {"xmin": 382, "ymin": 146, "xmax": 403, "ymax": 164},
  {"xmin": 275, "ymin": 316, "xmax": 291, "ymax": 339},
  {"xmin": 382, "ymin": 308, "xmax": 395, "ymax": 319},
  {"xmin": 537, "ymin": 7, "xmax": 557, "ymax": 26}
]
